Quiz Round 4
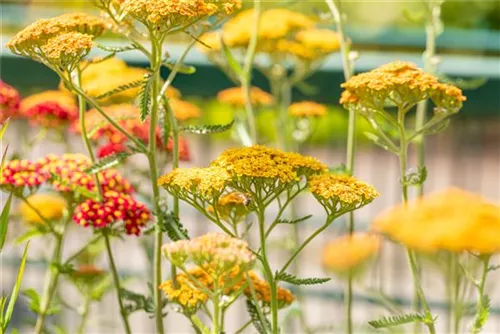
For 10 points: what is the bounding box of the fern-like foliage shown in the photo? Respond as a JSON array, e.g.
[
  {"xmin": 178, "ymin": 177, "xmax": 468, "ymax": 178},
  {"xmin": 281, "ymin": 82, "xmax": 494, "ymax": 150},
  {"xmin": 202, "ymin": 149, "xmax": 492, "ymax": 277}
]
[
  {"xmin": 181, "ymin": 120, "xmax": 234, "ymax": 134},
  {"xmin": 85, "ymin": 152, "xmax": 132, "ymax": 174},
  {"xmin": 95, "ymin": 43, "xmax": 138, "ymax": 53},
  {"xmin": 368, "ymin": 313, "xmax": 428, "ymax": 329},
  {"xmin": 138, "ymin": 74, "xmax": 153, "ymax": 122},
  {"xmin": 276, "ymin": 272, "xmax": 331, "ymax": 286},
  {"xmin": 158, "ymin": 211, "xmax": 189, "ymax": 241},
  {"xmin": 119, "ymin": 288, "xmax": 157, "ymax": 316},
  {"xmin": 471, "ymin": 295, "xmax": 490, "ymax": 334},
  {"xmin": 95, "ymin": 78, "xmax": 146, "ymax": 100},
  {"xmin": 277, "ymin": 214, "xmax": 312, "ymax": 225},
  {"xmin": 246, "ymin": 299, "xmax": 270, "ymax": 334}
]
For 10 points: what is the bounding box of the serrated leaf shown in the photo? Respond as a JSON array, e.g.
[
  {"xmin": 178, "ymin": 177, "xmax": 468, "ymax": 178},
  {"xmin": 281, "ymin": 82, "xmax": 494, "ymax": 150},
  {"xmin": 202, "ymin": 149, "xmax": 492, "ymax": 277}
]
[
  {"xmin": 163, "ymin": 61, "xmax": 196, "ymax": 75},
  {"xmin": 138, "ymin": 75, "xmax": 153, "ymax": 122},
  {"xmin": 368, "ymin": 313, "xmax": 428, "ymax": 329},
  {"xmin": 159, "ymin": 211, "xmax": 189, "ymax": 241},
  {"xmin": 119, "ymin": 288, "xmax": 159, "ymax": 315},
  {"xmin": 246, "ymin": 299, "xmax": 270, "ymax": 334},
  {"xmin": 402, "ymin": 166, "xmax": 428, "ymax": 187},
  {"xmin": 95, "ymin": 43, "xmax": 138, "ymax": 53},
  {"xmin": 181, "ymin": 120, "xmax": 234, "ymax": 135},
  {"xmin": 276, "ymin": 272, "xmax": 330, "ymax": 286},
  {"xmin": 85, "ymin": 152, "xmax": 132, "ymax": 174},
  {"xmin": 277, "ymin": 214, "xmax": 312, "ymax": 225},
  {"xmin": 471, "ymin": 295, "xmax": 490, "ymax": 334},
  {"xmin": 220, "ymin": 34, "xmax": 243, "ymax": 77},
  {"xmin": 0, "ymin": 193, "xmax": 13, "ymax": 252},
  {"xmin": 95, "ymin": 78, "xmax": 146, "ymax": 100},
  {"xmin": 3, "ymin": 242, "xmax": 29, "ymax": 332}
]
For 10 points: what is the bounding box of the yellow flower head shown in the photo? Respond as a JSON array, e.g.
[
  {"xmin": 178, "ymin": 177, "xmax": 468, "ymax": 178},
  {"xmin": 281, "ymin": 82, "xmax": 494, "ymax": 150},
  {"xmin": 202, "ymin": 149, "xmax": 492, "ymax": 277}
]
[
  {"xmin": 169, "ymin": 98, "xmax": 201, "ymax": 122},
  {"xmin": 7, "ymin": 13, "xmax": 106, "ymax": 58},
  {"xmin": 41, "ymin": 32, "xmax": 93, "ymax": 67},
  {"xmin": 372, "ymin": 188, "xmax": 500, "ymax": 254},
  {"xmin": 159, "ymin": 267, "xmax": 211, "ymax": 312},
  {"xmin": 289, "ymin": 101, "xmax": 327, "ymax": 118},
  {"xmin": 308, "ymin": 174, "xmax": 378, "ymax": 214},
  {"xmin": 123, "ymin": 0, "xmax": 240, "ymax": 31},
  {"xmin": 206, "ymin": 192, "xmax": 251, "ymax": 223},
  {"xmin": 295, "ymin": 29, "xmax": 340, "ymax": 53},
  {"xmin": 322, "ymin": 233, "xmax": 380, "ymax": 274},
  {"xmin": 158, "ymin": 166, "xmax": 230, "ymax": 199},
  {"xmin": 198, "ymin": 31, "xmax": 221, "ymax": 52},
  {"xmin": 162, "ymin": 233, "xmax": 256, "ymax": 273},
  {"xmin": 18, "ymin": 193, "xmax": 67, "ymax": 224},
  {"xmin": 340, "ymin": 61, "xmax": 466, "ymax": 111},
  {"xmin": 232, "ymin": 271, "xmax": 294, "ymax": 308},
  {"xmin": 217, "ymin": 86, "xmax": 274, "ymax": 108}
]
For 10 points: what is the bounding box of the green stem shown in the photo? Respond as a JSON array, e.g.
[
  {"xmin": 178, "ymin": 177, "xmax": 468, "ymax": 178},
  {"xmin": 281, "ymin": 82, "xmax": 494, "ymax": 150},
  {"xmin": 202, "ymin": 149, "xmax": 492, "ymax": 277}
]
[
  {"xmin": 103, "ymin": 231, "xmax": 132, "ymax": 334},
  {"xmin": 212, "ymin": 295, "xmax": 220, "ymax": 334},
  {"xmin": 34, "ymin": 231, "xmax": 66, "ymax": 333},
  {"xmin": 325, "ymin": 2, "xmax": 356, "ymax": 332},
  {"xmin": 471, "ymin": 255, "xmax": 491, "ymax": 334},
  {"xmin": 77, "ymin": 296, "xmax": 91, "ymax": 334}
]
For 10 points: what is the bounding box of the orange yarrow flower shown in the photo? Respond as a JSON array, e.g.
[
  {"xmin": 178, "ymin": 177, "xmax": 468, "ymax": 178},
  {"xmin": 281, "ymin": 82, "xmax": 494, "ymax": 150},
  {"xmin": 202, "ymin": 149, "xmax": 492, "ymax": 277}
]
[
  {"xmin": 0, "ymin": 80, "xmax": 21, "ymax": 122},
  {"xmin": 289, "ymin": 101, "xmax": 327, "ymax": 118},
  {"xmin": 217, "ymin": 86, "xmax": 274, "ymax": 108}
]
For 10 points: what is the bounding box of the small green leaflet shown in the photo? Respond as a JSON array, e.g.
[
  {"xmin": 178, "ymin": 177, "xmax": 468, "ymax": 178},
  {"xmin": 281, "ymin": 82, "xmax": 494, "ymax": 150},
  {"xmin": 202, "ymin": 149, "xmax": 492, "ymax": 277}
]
[
  {"xmin": 84, "ymin": 152, "xmax": 132, "ymax": 174},
  {"xmin": 277, "ymin": 214, "xmax": 312, "ymax": 225},
  {"xmin": 138, "ymin": 74, "xmax": 153, "ymax": 122},
  {"xmin": 163, "ymin": 61, "xmax": 196, "ymax": 75},
  {"xmin": 181, "ymin": 120, "xmax": 234, "ymax": 135},
  {"xmin": 276, "ymin": 272, "xmax": 330, "ymax": 286},
  {"xmin": 368, "ymin": 313, "xmax": 429, "ymax": 329}
]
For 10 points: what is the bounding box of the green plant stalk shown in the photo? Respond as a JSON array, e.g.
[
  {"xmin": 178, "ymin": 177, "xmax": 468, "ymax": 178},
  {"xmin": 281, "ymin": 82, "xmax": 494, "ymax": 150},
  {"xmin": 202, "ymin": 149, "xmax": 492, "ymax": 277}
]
[
  {"xmin": 34, "ymin": 229, "xmax": 67, "ymax": 333},
  {"xmin": 398, "ymin": 115, "xmax": 436, "ymax": 334},
  {"xmin": 148, "ymin": 36, "xmax": 165, "ymax": 334},
  {"xmin": 240, "ymin": 0, "xmax": 262, "ymax": 145},
  {"xmin": 471, "ymin": 255, "xmax": 491, "ymax": 334},
  {"xmin": 325, "ymin": 1, "xmax": 356, "ymax": 333},
  {"xmin": 212, "ymin": 295, "xmax": 221, "ymax": 334},
  {"xmin": 76, "ymin": 295, "xmax": 91, "ymax": 334},
  {"xmin": 103, "ymin": 231, "xmax": 132, "ymax": 334}
]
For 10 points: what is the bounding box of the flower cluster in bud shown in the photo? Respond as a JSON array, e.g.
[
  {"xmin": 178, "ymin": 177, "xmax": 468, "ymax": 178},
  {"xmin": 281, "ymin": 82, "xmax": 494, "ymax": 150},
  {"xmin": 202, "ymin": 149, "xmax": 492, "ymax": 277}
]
[
  {"xmin": 73, "ymin": 191, "xmax": 150, "ymax": 235},
  {"xmin": 340, "ymin": 61, "xmax": 466, "ymax": 112},
  {"xmin": 162, "ymin": 233, "xmax": 256, "ymax": 274},
  {"xmin": 7, "ymin": 13, "xmax": 106, "ymax": 69},
  {"xmin": 71, "ymin": 104, "xmax": 191, "ymax": 160},
  {"xmin": 18, "ymin": 193, "xmax": 67, "ymax": 225},
  {"xmin": 289, "ymin": 101, "xmax": 327, "ymax": 118},
  {"xmin": 20, "ymin": 90, "xmax": 78, "ymax": 128},
  {"xmin": 217, "ymin": 86, "xmax": 274, "ymax": 108},
  {"xmin": 308, "ymin": 174, "xmax": 378, "ymax": 215},
  {"xmin": 0, "ymin": 80, "xmax": 21, "ymax": 122},
  {"xmin": 122, "ymin": 0, "xmax": 241, "ymax": 33},
  {"xmin": 372, "ymin": 188, "xmax": 500, "ymax": 254},
  {"xmin": 322, "ymin": 233, "xmax": 380, "ymax": 276}
]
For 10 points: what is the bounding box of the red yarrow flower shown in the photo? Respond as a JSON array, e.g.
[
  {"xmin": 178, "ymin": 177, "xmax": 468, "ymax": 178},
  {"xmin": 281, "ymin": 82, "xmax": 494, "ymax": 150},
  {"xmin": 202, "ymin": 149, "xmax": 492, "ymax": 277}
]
[
  {"xmin": 97, "ymin": 142, "xmax": 127, "ymax": 158},
  {"xmin": 0, "ymin": 159, "xmax": 49, "ymax": 188},
  {"xmin": 0, "ymin": 80, "xmax": 21, "ymax": 122}
]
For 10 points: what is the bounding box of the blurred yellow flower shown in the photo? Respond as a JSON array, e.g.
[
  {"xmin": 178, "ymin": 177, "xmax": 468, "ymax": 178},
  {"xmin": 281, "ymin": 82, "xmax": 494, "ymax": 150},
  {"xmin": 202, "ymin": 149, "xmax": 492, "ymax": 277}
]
[
  {"xmin": 217, "ymin": 86, "xmax": 274, "ymax": 108},
  {"xmin": 169, "ymin": 98, "xmax": 201, "ymax": 122},
  {"xmin": 322, "ymin": 233, "xmax": 380, "ymax": 274},
  {"xmin": 372, "ymin": 188, "xmax": 500, "ymax": 254},
  {"xmin": 289, "ymin": 101, "xmax": 327, "ymax": 118},
  {"xmin": 18, "ymin": 193, "xmax": 67, "ymax": 224},
  {"xmin": 295, "ymin": 29, "xmax": 340, "ymax": 53}
]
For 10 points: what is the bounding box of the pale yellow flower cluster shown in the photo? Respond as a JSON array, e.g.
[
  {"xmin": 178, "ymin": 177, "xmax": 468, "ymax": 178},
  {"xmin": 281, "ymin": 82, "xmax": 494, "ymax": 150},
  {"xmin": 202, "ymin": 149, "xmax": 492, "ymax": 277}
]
[
  {"xmin": 308, "ymin": 174, "xmax": 379, "ymax": 213},
  {"xmin": 7, "ymin": 13, "xmax": 106, "ymax": 68},
  {"xmin": 372, "ymin": 188, "xmax": 500, "ymax": 254},
  {"xmin": 217, "ymin": 86, "xmax": 274, "ymax": 108},
  {"xmin": 18, "ymin": 193, "xmax": 67, "ymax": 225},
  {"xmin": 201, "ymin": 9, "xmax": 340, "ymax": 62},
  {"xmin": 340, "ymin": 61, "xmax": 466, "ymax": 111},
  {"xmin": 322, "ymin": 233, "xmax": 380, "ymax": 274}
]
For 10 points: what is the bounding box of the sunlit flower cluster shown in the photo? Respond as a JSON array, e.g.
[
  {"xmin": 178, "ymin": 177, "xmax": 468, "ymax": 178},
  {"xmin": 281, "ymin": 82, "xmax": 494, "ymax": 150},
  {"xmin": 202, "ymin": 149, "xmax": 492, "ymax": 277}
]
[
  {"xmin": 162, "ymin": 233, "xmax": 255, "ymax": 273},
  {"xmin": 340, "ymin": 61, "xmax": 466, "ymax": 112},
  {"xmin": 289, "ymin": 101, "xmax": 327, "ymax": 118},
  {"xmin": 322, "ymin": 233, "xmax": 380, "ymax": 275},
  {"xmin": 202, "ymin": 9, "xmax": 339, "ymax": 62},
  {"xmin": 18, "ymin": 193, "xmax": 67, "ymax": 224},
  {"xmin": 72, "ymin": 104, "xmax": 192, "ymax": 160},
  {"xmin": 158, "ymin": 166, "xmax": 230, "ymax": 199},
  {"xmin": 122, "ymin": 0, "xmax": 241, "ymax": 32},
  {"xmin": 372, "ymin": 188, "xmax": 500, "ymax": 254},
  {"xmin": 7, "ymin": 13, "xmax": 106, "ymax": 68},
  {"xmin": 0, "ymin": 80, "xmax": 21, "ymax": 122},
  {"xmin": 207, "ymin": 192, "xmax": 250, "ymax": 223},
  {"xmin": 20, "ymin": 90, "xmax": 78, "ymax": 128},
  {"xmin": 73, "ymin": 190, "xmax": 151, "ymax": 235},
  {"xmin": 217, "ymin": 86, "xmax": 274, "ymax": 108},
  {"xmin": 308, "ymin": 174, "xmax": 378, "ymax": 214}
]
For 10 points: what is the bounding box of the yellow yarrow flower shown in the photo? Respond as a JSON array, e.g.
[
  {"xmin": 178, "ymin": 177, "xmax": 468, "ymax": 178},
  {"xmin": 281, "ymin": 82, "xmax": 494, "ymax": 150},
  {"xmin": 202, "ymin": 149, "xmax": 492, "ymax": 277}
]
[
  {"xmin": 289, "ymin": 101, "xmax": 327, "ymax": 118},
  {"xmin": 295, "ymin": 29, "xmax": 340, "ymax": 53},
  {"xmin": 18, "ymin": 193, "xmax": 67, "ymax": 224},
  {"xmin": 169, "ymin": 98, "xmax": 201, "ymax": 122},
  {"xmin": 372, "ymin": 188, "xmax": 500, "ymax": 254},
  {"xmin": 217, "ymin": 86, "xmax": 274, "ymax": 108},
  {"xmin": 206, "ymin": 192, "xmax": 251, "ymax": 223},
  {"xmin": 41, "ymin": 32, "xmax": 94, "ymax": 68},
  {"xmin": 322, "ymin": 233, "xmax": 380, "ymax": 275}
]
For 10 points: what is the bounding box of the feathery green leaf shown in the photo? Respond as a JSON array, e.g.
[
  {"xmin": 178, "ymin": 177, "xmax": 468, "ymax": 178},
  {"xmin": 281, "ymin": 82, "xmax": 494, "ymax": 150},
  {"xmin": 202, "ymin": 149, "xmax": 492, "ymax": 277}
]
[
  {"xmin": 95, "ymin": 78, "xmax": 146, "ymax": 100},
  {"xmin": 246, "ymin": 299, "xmax": 270, "ymax": 334},
  {"xmin": 277, "ymin": 214, "xmax": 312, "ymax": 225},
  {"xmin": 181, "ymin": 120, "xmax": 234, "ymax": 135},
  {"xmin": 369, "ymin": 313, "xmax": 428, "ymax": 329},
  {"xmin": 138, "ymin": 74, "xmax": 153, "ymax": 122},
  {"xmin": 95, "ymin": 43, "xmax": 138, "ymax": 53},
  {"xmin": 276, "ymin": 272, "xmax": 330, "ymax": 286},
  {"xmin": 85, "ymin": 152, "xmax": 132, "ymax": 174}
]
